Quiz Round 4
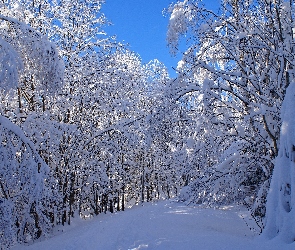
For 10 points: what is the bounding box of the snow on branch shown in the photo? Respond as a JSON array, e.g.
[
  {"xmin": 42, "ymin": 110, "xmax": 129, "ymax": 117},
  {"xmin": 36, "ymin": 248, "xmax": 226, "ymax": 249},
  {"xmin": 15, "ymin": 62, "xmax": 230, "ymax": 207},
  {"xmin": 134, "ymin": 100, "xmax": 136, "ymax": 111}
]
[
  {"xmin": 81, "ymin": 115, "xmax": 146, "ymax": 150},
  {"xmin": 0, "ymin": 115, "xmax": 51, "ymax": 247},
  {"xmin": 0, "ymin": 14, "xmax": 64, "ymax": 94}
]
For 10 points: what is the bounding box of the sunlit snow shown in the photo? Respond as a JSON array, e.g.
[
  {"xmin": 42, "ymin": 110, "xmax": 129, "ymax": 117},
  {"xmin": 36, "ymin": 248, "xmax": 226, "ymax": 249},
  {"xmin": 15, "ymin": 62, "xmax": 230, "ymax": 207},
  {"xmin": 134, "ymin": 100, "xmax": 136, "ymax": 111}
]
[{"xmin": 12, "ymin": 201, "xmax": 294, "ymax": 250}]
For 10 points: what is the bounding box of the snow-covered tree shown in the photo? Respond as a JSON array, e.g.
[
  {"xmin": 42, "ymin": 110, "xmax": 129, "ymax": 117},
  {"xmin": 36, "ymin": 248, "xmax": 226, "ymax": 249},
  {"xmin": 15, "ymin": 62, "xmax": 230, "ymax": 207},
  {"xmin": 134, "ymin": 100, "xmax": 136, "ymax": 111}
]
[
  {"xmin": 0, "ymin": 7, "xmax": 63, "ymax": 247},
  {"xmin": 166, "ymin": 0, "xmax": 295, "ymax": 221}
]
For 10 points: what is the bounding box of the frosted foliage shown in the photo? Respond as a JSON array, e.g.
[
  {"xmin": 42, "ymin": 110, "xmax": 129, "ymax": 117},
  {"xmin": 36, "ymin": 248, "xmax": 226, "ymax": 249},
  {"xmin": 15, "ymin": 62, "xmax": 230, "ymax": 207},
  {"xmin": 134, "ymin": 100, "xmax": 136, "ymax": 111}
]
[
  {"xmin": 0, "ymin": 116, "xmax": 50, "ymax": 249},
  {"xmin": 264, "ymin": 81, "xmax": 295, "ymax": 243},
  {"xmin": 0, "ymin": 37, "xmax": 23, "ymax": 90},
  {"xmin": 0, "ymin": 15, "xmax": 63, "ymax": 94},
  {"xmin": 167, "ymin": 0, "xmax": 294, "ymax": 223},
  {"xmin": 167, "ymin": 1, "xmax": 191, "ymax": 54}
]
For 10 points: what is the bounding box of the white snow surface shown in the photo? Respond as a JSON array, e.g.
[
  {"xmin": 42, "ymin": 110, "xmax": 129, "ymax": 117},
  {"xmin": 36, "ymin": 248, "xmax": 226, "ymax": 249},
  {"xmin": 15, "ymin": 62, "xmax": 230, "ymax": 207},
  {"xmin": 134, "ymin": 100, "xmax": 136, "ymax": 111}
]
[{"xmin": 12, "ymin": 201, "xmax": 295, "ymax": 250}]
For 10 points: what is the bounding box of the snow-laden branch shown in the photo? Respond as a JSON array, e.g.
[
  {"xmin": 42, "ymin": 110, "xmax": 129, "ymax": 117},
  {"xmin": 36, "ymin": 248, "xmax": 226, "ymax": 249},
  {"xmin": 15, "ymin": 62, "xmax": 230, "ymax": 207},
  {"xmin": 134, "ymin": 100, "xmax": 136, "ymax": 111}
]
[
  {"xmin": 0, "ymin": 115, "xmax": 49, "ymax": 173},
  {"xmin": 0, "ymin": 14, "xmax": 42, "ymax": 36},
  {"xmin": 0, "ymin": 13, "xmax": 63, "ymax": 94},
  {"xmin": 81, "ymin": 115, "xmax": 146, "ymax": 150}
]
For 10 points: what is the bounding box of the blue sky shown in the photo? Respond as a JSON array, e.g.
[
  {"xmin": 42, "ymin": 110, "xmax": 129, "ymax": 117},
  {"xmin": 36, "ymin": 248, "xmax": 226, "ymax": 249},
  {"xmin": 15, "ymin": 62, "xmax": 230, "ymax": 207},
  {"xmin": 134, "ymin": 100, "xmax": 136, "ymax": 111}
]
[{"xmin": 102, "ymin": 0, "xmax": 220, "ymax": 78}]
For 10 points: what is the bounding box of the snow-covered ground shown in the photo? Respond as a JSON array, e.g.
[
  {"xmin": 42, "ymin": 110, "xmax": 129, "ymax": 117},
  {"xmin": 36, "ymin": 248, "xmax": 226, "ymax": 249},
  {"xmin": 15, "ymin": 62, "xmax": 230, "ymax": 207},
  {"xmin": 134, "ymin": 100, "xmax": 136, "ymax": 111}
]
[{"xmin": 12, "ymin": 201, "xmax": 295, "ymax": 250}]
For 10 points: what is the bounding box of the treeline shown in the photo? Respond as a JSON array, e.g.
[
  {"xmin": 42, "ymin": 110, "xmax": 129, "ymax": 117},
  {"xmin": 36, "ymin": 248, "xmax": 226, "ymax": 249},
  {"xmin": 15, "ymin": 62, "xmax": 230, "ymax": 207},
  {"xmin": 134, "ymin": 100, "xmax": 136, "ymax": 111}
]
[{"xmin": 0, "ymin": 1, "xmax": 195, "ymax": 248}]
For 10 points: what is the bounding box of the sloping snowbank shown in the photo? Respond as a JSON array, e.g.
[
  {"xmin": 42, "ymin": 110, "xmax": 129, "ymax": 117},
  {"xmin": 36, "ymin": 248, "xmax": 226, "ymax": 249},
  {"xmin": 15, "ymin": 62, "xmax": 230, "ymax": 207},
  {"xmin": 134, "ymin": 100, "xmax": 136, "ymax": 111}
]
[
  {"xmin": 263, "ymin": 81, "xmax": 295, "ymax": 243},
  {"xmin": 12, "ymin": 201, "xmax": 294, "ymax": 250}
]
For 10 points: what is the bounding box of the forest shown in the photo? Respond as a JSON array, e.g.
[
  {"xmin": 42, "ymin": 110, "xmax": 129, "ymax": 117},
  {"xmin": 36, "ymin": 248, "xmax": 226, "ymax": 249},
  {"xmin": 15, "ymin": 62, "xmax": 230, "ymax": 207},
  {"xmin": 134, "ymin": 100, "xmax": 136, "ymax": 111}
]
[{"xmin": 0, "ymin": 0, "xmax": 295, "ymax": 249}]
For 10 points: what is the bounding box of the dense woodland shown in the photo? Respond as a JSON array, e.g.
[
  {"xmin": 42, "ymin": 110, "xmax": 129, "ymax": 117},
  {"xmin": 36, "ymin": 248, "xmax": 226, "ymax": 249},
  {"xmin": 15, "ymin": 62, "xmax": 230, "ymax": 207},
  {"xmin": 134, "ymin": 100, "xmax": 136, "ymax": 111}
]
[{"xmin": 1, "ymin": 0, "xmax": 295, "ymax": 248}]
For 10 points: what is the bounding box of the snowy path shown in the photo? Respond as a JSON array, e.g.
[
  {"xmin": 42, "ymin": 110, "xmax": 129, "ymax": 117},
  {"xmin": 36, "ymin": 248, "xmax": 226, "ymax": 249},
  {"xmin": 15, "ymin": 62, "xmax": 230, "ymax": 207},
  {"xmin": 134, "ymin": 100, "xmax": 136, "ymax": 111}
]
[{"xmin": 13, "ymin": 201, "xmax": 294, "ymax": 250}]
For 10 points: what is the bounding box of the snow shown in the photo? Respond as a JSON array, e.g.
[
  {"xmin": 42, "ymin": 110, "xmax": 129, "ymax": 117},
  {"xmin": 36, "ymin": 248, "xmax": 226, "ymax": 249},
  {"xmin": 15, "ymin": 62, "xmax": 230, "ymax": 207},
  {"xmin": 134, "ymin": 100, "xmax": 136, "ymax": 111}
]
[
  {"xmin": 216, "ymin": 153, "xmax": 240, "ymax": 171},
  {"xmin": 0, "ymin": 115, "xmax": 49, "ymax": 175},
  {"xmin": 167, "ymin": 1, "xmax": 189, "ymax": 55},
  {"xmin": 263, "ymin": 81, "xmax": 295, "ymax": 242},
  {"xmin": 0, "ymin": 36, "xmax": 23, "ymax": 90},
  {"xmin": 12, "ymin": 201, "xmax": 294, "ymax": 250}
]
